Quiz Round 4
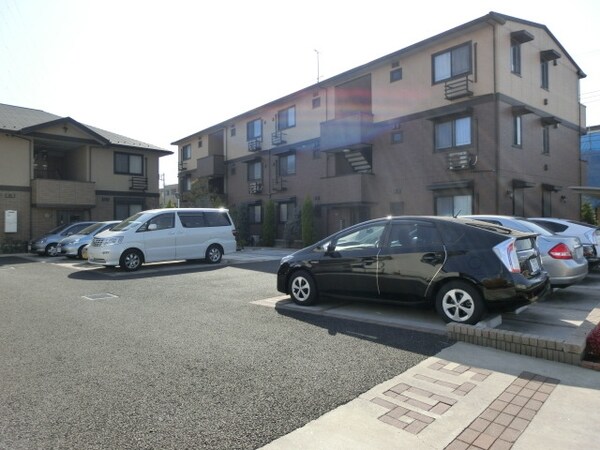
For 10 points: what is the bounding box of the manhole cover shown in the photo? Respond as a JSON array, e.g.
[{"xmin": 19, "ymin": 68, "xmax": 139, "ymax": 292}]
[{"xmin": 82, "ymin": 293, "xmax": 119, "ymax": 301}]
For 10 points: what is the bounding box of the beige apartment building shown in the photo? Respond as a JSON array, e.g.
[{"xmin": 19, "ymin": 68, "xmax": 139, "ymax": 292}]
[
  {"xmin": 173, "ymin": 12, "xmax": 587, "ymax": 242},
  {"xmin": 0, "ymin": 103, "xmax": 171, "ymax": 246}
]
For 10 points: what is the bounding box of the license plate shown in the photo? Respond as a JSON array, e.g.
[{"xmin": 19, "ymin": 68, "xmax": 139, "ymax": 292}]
[
  {"xmin": 529, "ymin": 257, "xmax": 540, "ymax": 273},
  {"xmin": 27, "ymin": 244, "xmax": 31, "ymax": 251},
  {"xmin": 575, "ymin": 247, "xmax": 584, "ymax": 259}
]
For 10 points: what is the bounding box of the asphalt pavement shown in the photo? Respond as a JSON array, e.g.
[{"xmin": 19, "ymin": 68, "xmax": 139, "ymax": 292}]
[{"xmin": 1, "ymin": 249, "xmax": 599, "ymax": 449}]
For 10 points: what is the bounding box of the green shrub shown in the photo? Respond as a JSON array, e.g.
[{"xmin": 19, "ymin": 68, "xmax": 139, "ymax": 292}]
[{"xmin": 581, "ymin": 203, "xmax": 598, "ymax": 226}]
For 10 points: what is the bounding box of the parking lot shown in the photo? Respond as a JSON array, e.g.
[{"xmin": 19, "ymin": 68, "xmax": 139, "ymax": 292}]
[
  {"xmin": 1, "ymin": 250, "xmax": 599, "ymax": 449},
  {"xmin": 0, "ymin": 252, "xmax": 450, "ymax": 450}
]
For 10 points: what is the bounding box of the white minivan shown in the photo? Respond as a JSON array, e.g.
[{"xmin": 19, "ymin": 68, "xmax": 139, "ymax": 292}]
[{"xmin": 87, "ymin": 208, "xmax": 237, "ymax": 271}]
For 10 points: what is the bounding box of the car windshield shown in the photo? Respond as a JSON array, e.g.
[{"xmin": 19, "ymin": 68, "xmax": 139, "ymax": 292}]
[
  {"xmin": 46, "ymin": 223, "xmax": 71, "ymax": 235},
  {"xmin": 78, "ymin": 222, "xmax": 106, "ymax": 235},
  {"xmin": 111, "ymin": 213, "xmax": 146, "ymax": 231}
]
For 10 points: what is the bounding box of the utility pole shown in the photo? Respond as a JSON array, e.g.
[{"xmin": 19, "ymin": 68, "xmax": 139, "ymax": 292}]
[{"xmin": 314, "ymin": 49, "xmax": 321, "ymax": 84}]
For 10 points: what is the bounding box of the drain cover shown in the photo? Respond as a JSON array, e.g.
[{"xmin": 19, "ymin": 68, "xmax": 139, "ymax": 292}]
[{"xmin": 82, "ymin": 293, "xmax": 119, "ymax": 301}]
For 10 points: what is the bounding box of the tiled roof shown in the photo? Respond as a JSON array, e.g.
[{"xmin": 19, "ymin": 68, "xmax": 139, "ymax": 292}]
[{"xmin": 0, "ymin": 103, "xmax": 170, "ymax": 153}]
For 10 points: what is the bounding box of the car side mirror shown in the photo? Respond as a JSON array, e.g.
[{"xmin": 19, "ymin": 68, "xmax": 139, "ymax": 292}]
[
  {"xmin": 325, "ymin": 243, "xmax": 336, "ymax": 254},
  {"xmin": 148, "ymin": 223, "xmax": 158, "ymax": 231}
]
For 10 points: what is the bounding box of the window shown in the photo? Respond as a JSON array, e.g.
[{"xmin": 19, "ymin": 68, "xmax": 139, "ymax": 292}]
[
  {"xmin": 513, "ymin": 115, "xmax": 523, "ymax": 147},
  {"xmin": 247, "ymin": 118, "xmax": 262, "ymax": 140},
  {"xmin": 247, "ymin": 160, "xmax": 262, "ymax": 181},
  {"xmin": 436, "ymin": 195, "xmax": 472, "ymax": 216},
  {"xmin": 182, "ymin": 144, "xmax": 191, "ymax": 160},
  {"xmin": 197, "ymin": 140, "xmax": 203, "ymax": 148},
  {"xmin": 279, "ymin": 202, "xmax": 295, "ymax": 223},
  {"xmin": 146, "ymin": 213, "xmax": 175, "ymax": 231},
  {"xmin": 178, "ymin": 211, "xmax": 232, "ymax": 228},
  {"xmin": 541, "ymin": 60, "xmax": 549, "ymax": 89},
  {"xmin": 511, "ymin": 41, "xmax": 521, "ymax": 75},
  {"xmin": 334, "ymin": 224, "xmax": 386, "ymax": 252},
  {"xmin": 390, "ymin": 68, "xmax": 403, "ymax": 82},
  {"xmin": 231, "ymin": 126, "xmax": 236, "ymax": 137},
  {"xmin": 542, "ymin": 126, "xmax": 550, "ymax": 154},
  {"xmin": 542, "ymin": 190, "xmax": 552, "ymax": 217},
  {"xmin": 249, "ymin": 204, "xmax": 262, "ymax": 224},
  {"xmin": 433, "ymin": 43, "xmax": 471, "ymax": 83},
  {"xmin": 435, "ymin": 116, "xmax": 471, "ymax": 150},
  {"xmin": 279, "ymin": 153, "xmax": 296, "ymax": 176},
  {"xmin": 391, "ymin": 131, "xmax": 403, "ymax": 144},
  {"xmin": 115, "ymin": 199, "xmax": 144, "ymax": 220},
  {"xmin": 184, "ymin": 174, "xmax": 192, "ymax": 192},
  {"xmin": 312, "ymin": 97, "xmax": 321, "ymax": 108},
  {"xmin": 114, "ymin": 152, "xmax": 143, "ymax": 175},
  {"xmin": 277, "ymin": 106, "xmax": 296, "ymax": 130}
]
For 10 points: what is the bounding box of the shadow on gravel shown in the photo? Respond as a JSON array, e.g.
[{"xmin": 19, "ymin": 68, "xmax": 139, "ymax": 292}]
[{"xmin": 276, "ymin": 307, "xmax": 453, "ymax": 356}]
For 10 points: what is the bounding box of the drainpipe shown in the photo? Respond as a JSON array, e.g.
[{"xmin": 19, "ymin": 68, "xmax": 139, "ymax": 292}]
[{"xmin": 491, "ymin": 21, "xmax": 500, "ymax": 214}]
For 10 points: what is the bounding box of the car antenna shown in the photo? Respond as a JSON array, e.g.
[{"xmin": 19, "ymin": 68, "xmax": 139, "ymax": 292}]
[{"xmin": 453, "ymin": 210, "xmax": 462, "ymax": 218}]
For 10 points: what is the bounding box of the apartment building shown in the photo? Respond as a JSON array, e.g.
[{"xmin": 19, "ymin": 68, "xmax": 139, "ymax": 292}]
[
  {"xmin": 173, "ymin": 12, "xmax": 586, "ymax": 242},
  {"xmin": 580, "ymin": 125, "xmax": 600, "ymax": 212},
  {"xmin": 0, "ymin": 103, "xmax": 172, "ymax": 245}
]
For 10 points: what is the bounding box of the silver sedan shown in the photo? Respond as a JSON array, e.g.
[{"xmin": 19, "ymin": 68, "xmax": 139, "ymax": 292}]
[{"xmin": 463, "ymin": 215, "xmax": 588, "ymax": 288}]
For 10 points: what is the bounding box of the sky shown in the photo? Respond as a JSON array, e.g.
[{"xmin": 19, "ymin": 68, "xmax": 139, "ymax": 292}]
[{"xmin": 1, "ymin": 0, "xmax": 599, "ymax": 186}]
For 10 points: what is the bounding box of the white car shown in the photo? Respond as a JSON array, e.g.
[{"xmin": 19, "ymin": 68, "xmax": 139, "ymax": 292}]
[
  {"xmin": 87, "ymin": 208, "xmax": 237, "ymax": 271},
  {"xmin": 528, "ymin": 218, "xmax": 600, "ymax": 268}
]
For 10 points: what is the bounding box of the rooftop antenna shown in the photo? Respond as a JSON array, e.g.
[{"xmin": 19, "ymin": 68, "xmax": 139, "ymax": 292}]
[{"xmin": 314, "ymin": 49, "xmax": 321, "ymax": 84}]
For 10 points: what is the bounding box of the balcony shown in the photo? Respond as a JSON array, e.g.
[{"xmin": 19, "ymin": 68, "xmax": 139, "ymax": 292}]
[
  {"xmin": 271, "ymin": 131, "xmax": 287, "ymax": 146},
  {"xmin": 319, "ymin": 173, "xmax": 376, "ymax": 205},
  {"xmin": 32, "ymin": 179, "xmax": 96, "ymax": 208},
  {"xmin": 196, "ymin": 155, "xmax": 225, "ymax": 178},
  {"xmin": 445, "ymin": 75, "xmax": 473, "ymax": 100},
  {"xmin": 320, "ymin": 112, "xmax": 374, "ymax": 151},
  {"xmin": 130, "ymin": 176, "xmax": 148, "ymax": 191},
  {"xmin": 248, "ymin": 138, "xmax": 262, "ymax": 152}
]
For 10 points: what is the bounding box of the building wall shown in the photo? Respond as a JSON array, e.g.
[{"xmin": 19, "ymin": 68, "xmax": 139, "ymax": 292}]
[{"xmin": 175, "ymin": 14, "xmax": 585, "ymax": 242}]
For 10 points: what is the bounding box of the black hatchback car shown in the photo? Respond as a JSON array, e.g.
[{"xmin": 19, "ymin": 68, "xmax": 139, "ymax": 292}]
[{"xmin": 277, "ymin": 216, "xmax": 550, "ymax": 324}]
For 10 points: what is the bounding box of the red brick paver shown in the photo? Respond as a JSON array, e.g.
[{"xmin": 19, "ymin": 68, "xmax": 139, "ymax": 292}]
[{"xmin": 444, "ymin": 371, "xmax": 559, "ymax": 449}]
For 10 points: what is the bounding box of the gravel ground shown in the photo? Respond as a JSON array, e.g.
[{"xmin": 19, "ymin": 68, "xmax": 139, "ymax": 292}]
[{"xmin": 0, "ymin": 256, "xmax": 451, "ymax": 449}]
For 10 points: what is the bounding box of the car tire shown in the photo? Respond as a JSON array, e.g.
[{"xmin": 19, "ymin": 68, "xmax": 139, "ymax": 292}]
[
  {"xmin": 119, "ymin": 249, "xmax": 143, "ymax": 271},
  {"xmin": 288, "ymin": 270, "xmax": 318, "ymax": 306},
  {"xmin": 435, "ymin": 281, "xmax": 486, "ymax": 325},
  {"xmin": 205, "ymin": 244, "xmax": 223, "ymax": 264},
  {"xmin": 45, "ymin": 243, "xmax": 58, "ymax": 257},
  {"xmin": 77, "ymin": 246, "xmax": 86, "ymax": 259}
]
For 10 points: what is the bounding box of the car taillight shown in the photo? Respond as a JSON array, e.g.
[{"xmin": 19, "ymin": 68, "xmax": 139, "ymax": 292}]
[
  {"xmin": 493, "ymin": 238, "xmax": 521, "ymax": 273},
  {"xmin": 548, "ymin": 243, "xmax": 572, "ymax": 260}
]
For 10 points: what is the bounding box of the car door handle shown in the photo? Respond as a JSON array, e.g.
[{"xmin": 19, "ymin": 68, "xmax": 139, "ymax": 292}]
[{"xmin": 421, "ymin": 252, "xmax": 444, "ymax": 265}]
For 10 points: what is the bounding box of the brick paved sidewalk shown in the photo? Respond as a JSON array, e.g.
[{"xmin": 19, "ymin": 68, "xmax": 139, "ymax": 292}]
[{"xmin": 261, "ymin": 342, "xmax": 600, "ymax": 450}]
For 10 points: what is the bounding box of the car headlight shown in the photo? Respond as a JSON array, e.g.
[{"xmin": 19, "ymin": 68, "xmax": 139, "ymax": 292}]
[
  {"xmin": 38, "ymin": 238, "xmax": 46, "ymax": 244},
  {"xmin": 103, "ymin": 236, "xmax": 124, "ymax": 246},
  {"xmin": 280, "ymin": 254, "xmax": 294, "ymax": 265}
]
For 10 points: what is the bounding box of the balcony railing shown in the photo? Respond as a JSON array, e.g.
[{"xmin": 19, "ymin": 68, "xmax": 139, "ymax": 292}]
[
  {"xmin": 196, "ymin": 155, "xmax": 225, "ymax": 178},
  {"xmin": 320, "ymin": 112, "xmax": 374, "ymax": 151},
  {"xmin": 271, "ymin": 131, "xmax": 287, "ymax": 146},
  {"xmin": 31, "ymin": 179, "xmax": 96, "ymax": 207},
  {"xmin": 248, "ymin": 138, "xmax": 262, "ymax": 152},
  {"xmin": 130, "ymin": 176, "xmax": 148, "ymax": 191},
  {"xmin": 445, "ymin": 76, "xmax": 473, "ymax": 100}
]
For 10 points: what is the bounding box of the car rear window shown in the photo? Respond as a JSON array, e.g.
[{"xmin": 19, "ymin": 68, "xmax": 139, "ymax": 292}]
[{"xmin": 532, "ymin": 220, "xmax": 568, "ymax": 233}]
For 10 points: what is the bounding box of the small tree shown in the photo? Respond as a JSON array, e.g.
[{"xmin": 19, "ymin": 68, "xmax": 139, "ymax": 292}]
[
  {"xmin": 581, "ymin": 202, "xmax": 598, "ymax": 226},
  {"xmin": 165, "ymin": 199, "xmax": 175, "ymax": 208},
  {"xmin": 301, "ymin": 195, "xmax": 316, "ymax": 246},
  {"xmin": 262, "ymin": 200, "xmax": 276, "ymax": 247},
  {"xmin": 230, "ymin": 205, "xmax": 250, "ymax": 248},
  {"xmin": 182, "ymin": 179, "xmax": 226, "ymax": 208}
]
